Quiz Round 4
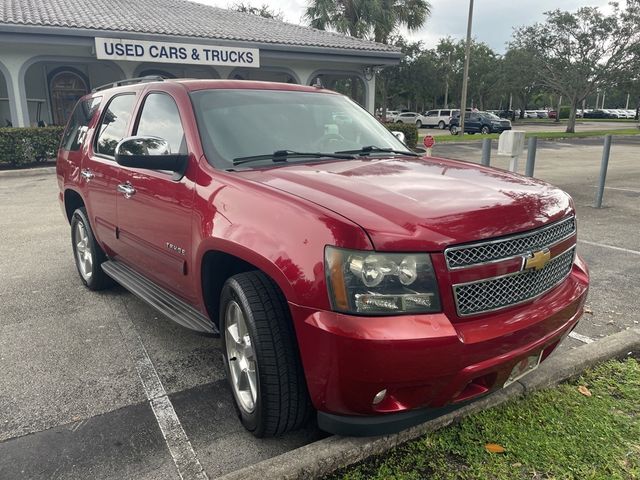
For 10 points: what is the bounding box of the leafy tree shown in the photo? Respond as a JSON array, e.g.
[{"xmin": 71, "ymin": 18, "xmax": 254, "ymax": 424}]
[
  {"xmin": 512, "ymin": 2, "xmax": 640, "ymax": 132},
  {"xmin": 305, "ymin": 0, "xmax": 431, "ymax": 116},
  {"xmin": 231, "ymin": 2, "xmax": 284, "ymax": 21},
  {"xmin": 501, "ymin": 47, "xmax": 541, "ymax": 119}
]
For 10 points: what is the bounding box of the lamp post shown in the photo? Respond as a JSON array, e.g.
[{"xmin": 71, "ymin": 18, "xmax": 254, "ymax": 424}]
[{"xmin": 459, "ymin": 0, "xmax": 474, "ymax": 137}]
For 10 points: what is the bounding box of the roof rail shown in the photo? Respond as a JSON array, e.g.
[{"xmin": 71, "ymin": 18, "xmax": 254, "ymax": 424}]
[{"xmin": 92, "ymin": 75, "xmax": 165, "ymax": 93}]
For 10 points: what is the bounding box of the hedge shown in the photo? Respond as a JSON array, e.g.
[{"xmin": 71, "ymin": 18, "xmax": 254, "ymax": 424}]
[
  {"xmin": 383, "ymin": 122, "xmax": 418, "ymax": 149},
  {"xmin": 0, "ymin": 126, "xmax": 65, "ymax": 167}
]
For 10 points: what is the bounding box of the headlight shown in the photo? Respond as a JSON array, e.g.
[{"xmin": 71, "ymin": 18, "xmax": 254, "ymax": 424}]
[{"xmin": 324, "ymin": 246, "xmax": 441, "ymax": 315}]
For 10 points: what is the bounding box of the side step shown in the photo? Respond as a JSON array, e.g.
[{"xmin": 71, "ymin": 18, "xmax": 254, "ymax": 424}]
[{"xmin": 102, "ymin": 260, "xmax": 218, "ymax": 335}]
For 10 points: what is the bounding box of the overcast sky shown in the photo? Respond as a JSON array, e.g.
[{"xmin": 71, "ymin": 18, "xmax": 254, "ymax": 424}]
[{"xmin": 194, "ymin": 0, "xmax": 613, "ymax": 52}]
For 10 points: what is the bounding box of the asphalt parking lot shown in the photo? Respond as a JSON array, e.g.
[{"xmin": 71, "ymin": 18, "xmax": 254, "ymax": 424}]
[{"xmin": 1, "ymin": 136, "xmax": 638, "ymax": 479}]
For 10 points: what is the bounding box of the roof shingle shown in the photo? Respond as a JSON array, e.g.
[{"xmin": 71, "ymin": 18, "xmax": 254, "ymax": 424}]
[{"xmin": 0, "ymin": 0, "xmax": 400, "ymax": 53}]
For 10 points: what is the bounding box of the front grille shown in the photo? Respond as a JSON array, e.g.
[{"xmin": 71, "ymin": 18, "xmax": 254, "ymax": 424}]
[
  {"xmin": 445, "ymin": 217, "xmax": 576, "ymax": 269},
  {"xmin": 453, "ymin": 247, "xmax": 575, "ymax": 316}
]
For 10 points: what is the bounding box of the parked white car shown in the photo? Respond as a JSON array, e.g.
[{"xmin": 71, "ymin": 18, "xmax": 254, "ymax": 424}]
[
  {"xmin": 422, "ymin": 109, "xmax": 454, "ymax": 129},
  {"xmin": 395, "ymin": 111, "xmax": 425, "ymax": 128}
]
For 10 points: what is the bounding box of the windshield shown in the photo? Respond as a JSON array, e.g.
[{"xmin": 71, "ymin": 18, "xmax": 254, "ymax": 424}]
[
  {"xmin": 191, "ymin": 89, "xmax": 408, "ymax": 169},
  {"xmin": 486, "ymin": 113, "xmax": 501, "ymax": 120}
]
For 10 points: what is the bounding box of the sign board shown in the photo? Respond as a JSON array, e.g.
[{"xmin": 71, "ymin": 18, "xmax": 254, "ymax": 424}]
[
  {"xmin": 95, "ymin": 37, "xmax": 260, "ymax": 68},
  {"xmin": 423, "ymin": 135, "xmax": 435, "ymax": 148}
]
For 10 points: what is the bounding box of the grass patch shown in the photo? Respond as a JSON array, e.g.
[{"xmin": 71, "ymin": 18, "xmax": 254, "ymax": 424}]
[
  {"xmin": 327, "ymin": 358, "xmax": 640, "ymax": 480},
  {"xmin": 422, "ymin": 128, "xmax": 640, "ymax": 143}
]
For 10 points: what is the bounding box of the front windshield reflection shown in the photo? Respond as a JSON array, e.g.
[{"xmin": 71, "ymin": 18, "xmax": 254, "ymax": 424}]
[{"xmin": 190, "ymin": 89, "xmax": 408, "ymax": 169}]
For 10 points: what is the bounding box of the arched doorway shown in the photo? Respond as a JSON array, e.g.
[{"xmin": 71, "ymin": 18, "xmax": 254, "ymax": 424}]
[
  {"xmin": 309, "ymin": 73, "xmax": 366, "ymax": 106},
  {"xmin": 49, "ymin": 69, "xmax": 89, "ymax": 125}
]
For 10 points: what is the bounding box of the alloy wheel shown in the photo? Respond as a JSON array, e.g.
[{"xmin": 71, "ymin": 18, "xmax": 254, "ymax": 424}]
[
  {"xmin": 225, "ymin": 300, "xmax": 258, "ymax": 413},
  {"xmin": 74, "ymin": 221, "xmax": 93, "ymax": 280}
]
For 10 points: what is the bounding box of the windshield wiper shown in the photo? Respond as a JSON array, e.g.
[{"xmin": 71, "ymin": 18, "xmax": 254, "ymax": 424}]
[
  {"xmin": 335, "ymin": 145, "xmax": 420, "ymax": 157},
  {"xmin": 233, "ymin": 150, "xmax": 356, "ymax": 166}
]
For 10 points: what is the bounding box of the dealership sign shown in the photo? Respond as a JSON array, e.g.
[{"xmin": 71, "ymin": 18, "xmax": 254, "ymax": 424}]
[{"xmin": 95, "ymin": 38, "xmax": 259, "ymax": 67}]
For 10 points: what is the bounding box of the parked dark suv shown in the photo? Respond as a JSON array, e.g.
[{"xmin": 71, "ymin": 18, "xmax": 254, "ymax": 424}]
[
  {"xmin": 449, "ymin": 111, "xmax": 512, "ymax": 135},
  {"xmin": 57, "ymin": 77, "xmax": 588, "ymax": 438}
]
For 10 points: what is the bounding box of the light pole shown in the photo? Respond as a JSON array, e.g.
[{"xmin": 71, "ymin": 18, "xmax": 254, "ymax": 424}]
[{"xmin": 458, "ymin": 0, "xmax": 474, "ymax": 136}]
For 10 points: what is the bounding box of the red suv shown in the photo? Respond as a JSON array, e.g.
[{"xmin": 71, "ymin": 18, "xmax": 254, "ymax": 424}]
[{"xmin": 57, "ymin": 77, "xmax": 589, "ymax": 437}]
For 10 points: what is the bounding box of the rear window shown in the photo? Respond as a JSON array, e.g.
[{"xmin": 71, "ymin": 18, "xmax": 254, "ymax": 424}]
[
  {"xmin": 441, "ymin": 110, "xmax": 451, "ymax": 116},
  {"xmin": 60, "ymin": 97, "xmax": 102, "ymax": 151}
]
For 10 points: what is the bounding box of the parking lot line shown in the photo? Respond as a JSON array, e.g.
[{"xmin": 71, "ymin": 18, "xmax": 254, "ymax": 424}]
[
  {"xmin": 568, "ymin": 331, "xmax": 594, "ymax": 344},
  {"xmin": 578, "ymin": 239, "xmax": 640, "ymax": 256},
  {"xmin": 591, "ymin": 186, "xmax": 640, "ymax": 193},
  {"xmin": 114, "ymin": 300, "xmax": 209, "ymax": 480}
]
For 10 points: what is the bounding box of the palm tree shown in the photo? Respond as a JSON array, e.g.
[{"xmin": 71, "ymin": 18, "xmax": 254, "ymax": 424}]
[{"xmin": 305, "ymin": 0, "xmax": 431, "ymax": 116}]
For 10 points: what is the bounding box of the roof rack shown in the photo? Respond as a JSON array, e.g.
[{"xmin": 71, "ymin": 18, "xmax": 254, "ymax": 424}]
[{"xmin": 92, "ymin": 75, "xmax": 165, "ymax": 93}]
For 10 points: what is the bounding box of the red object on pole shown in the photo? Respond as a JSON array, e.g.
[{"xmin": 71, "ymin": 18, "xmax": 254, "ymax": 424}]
[{"xmin": 423, "ymin": 135, "xmax": 435, "ymax": 148}]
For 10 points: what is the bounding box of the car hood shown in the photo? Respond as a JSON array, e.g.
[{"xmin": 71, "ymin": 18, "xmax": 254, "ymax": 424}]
[{"xmin": 236, "ymin": 156, "xmax": 573, "ymax": 251}]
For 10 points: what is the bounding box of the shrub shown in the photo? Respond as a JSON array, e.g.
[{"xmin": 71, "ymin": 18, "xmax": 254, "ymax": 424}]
[
  {"xmin": 0, "ymin": 127, "xmax": 65, "ymax": 167},
  {"xmin": 383, "ymin": 122, "xmax": 418, "ymax": 149}
]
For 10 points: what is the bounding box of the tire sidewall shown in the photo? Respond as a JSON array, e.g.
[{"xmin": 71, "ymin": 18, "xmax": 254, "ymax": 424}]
[
  {"xmin": 481, "ymin": 126, "xmax": 490, "ymax": 134},
  {"xmin": 439, "ymin": 121, "xmax": 445, "ymax": 129},
  {"xmin": 71, "ymin": 208, "xmax": 97, "ymax": 289},
  {"xmin": 219, "ymin": 279, "xmax": 263, "ymax": 434}
]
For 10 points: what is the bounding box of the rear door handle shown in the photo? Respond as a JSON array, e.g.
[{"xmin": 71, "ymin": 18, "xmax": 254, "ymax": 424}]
[
  {"xmin": 117, "ymin": 183, "xmax": 136, "ymax": 199},
  {"xmin": 80, "ymin": 169, "xmax": 94, "ymax": 181}
]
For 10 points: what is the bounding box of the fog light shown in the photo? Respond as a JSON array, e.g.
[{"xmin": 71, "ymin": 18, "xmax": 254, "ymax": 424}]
[{"xmin": 372, "ymin": 389, "xmax": 387, "ymax": 405}]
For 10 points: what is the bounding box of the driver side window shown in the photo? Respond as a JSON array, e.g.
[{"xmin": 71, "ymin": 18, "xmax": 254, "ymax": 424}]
[{"xmin": 135, "ymin": 93, "xmax": 187, "ymax": 155}]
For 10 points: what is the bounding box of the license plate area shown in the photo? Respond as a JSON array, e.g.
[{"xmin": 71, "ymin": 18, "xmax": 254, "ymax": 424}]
[{"xmin": 504, "ymin": 352, "xmax": 542, "ymax": 387}]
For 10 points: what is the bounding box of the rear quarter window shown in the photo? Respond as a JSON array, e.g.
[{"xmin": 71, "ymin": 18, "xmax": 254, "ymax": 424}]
[{"xmin": 60, "ymin": 97, "xmax": 102, "ymax": 151}]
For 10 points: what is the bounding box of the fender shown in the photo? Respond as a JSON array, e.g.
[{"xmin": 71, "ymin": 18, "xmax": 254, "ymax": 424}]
[{"xmin": 193, "ymin": 165, "xmax": 372, "ymax": 310}]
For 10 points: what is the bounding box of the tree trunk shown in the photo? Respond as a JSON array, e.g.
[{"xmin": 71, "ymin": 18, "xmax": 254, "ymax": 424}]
[
  {"xmin": 566, "ymin": 99, "xmax": 578, "ymax": 133},
  {"xmin": 444, "ymin": 79, "xmax": 449, "ymax": 108},
  {"xmin": 555, "ymin": 95, "xmax": 562, "ymax": 123}
]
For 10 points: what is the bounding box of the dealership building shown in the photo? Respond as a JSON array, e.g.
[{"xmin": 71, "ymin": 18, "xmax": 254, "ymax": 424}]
[{"xmin": 0, "ymin": 0, "xmax": 401, "ymax": 127}]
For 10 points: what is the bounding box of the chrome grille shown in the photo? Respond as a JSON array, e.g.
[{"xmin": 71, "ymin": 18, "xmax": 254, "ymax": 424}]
[
  {"xmin": 453, "ymin": 247, "xmax": 575, "ymax": 316},
  {"xmin": 445, "ymin": 217, "xmax": 576, "ymax": 269}
]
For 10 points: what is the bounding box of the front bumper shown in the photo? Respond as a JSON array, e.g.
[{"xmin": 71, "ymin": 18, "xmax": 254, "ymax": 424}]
[{"xmin": 290, "ymin": 256, "xmax": 589, "ymax": 436}]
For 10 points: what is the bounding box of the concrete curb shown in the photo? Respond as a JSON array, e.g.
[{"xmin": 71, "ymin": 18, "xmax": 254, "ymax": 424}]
[
  {"xmin": 217, "ymin": 328, "xmax": 640, "ymax": 480},
  {"xmin": 0, "ymin": 166, "xmax": 56, "ymax": 178}
]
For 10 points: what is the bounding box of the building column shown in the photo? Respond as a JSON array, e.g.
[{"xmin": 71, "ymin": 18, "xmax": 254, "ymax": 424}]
[
  {"xmin": 2, "ymin": 55, "xmax": 31, "ymax": 127},
  {"xmin": 365, "ymin": 76, "xmax": 376, "ymax": 114}
]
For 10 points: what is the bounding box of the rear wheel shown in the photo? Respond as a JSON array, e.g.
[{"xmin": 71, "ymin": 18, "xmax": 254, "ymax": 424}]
[
  {"xmin": 415, "ymin": 120, "xmax": 422, "ymax": 128},
  {"xmin": 438, "ymin": 120, "xmax": 446, "ymax": 129},
  {"xmin": 71, "ymin": 207, "xmax": 114, "ymax": 291},
  {"xmin": 450, "ymin": 125, "xmax": 459, "ymax": 135},
  {"xmin": 220, "ymin": 271, "xmax": 311, "ymax": 437}
]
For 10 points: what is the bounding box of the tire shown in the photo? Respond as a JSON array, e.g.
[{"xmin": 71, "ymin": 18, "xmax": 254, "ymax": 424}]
[
  {"xmin": 415, "ymin": 120, "xmax": 422, "ymax": 128},
  {"xmin": 438, "ymin": 121, "xmax": 446, "ymax": 129},
  {"xmin": 395, "ymin": 120, "xmax": 402, "ymax": 123},
  {"xmin": 71, "ymin": 207, "xmax": 114, "ymax": 291},
  {"xmin": 450, "ymin": 125, "xmax": 459, "ymax": 135},
  {"xmin": 220, "ymin": 271, "xmax": 311, "ymax": 437},
  {"xmin": 481, "ymin": 126, "xmax": 491, "ymax": 135}
]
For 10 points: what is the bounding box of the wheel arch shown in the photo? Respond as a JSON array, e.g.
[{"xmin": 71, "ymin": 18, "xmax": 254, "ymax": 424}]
[
  {"xmin": 63, "ymin": 188, "xmax": 85, "ymax": 223},
  {"xmin": 199, "ymin": 243, "xmax": 296, "ymax": 328}
]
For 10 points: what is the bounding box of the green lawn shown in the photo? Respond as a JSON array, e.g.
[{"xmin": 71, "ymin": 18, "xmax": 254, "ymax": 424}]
[
  {"xmin": 422, "ymin": 128, "xmax": 640, "ymax": 144},
  {"xmin": 327, "ymin": 358, "xmax": 640, "ymax": 480}
]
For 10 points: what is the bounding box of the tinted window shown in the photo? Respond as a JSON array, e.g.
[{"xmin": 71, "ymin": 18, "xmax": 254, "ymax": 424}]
[
  {"xmin": 441, "ymin": 110, "xmax": 451, "ymax": 116},
  {"xmin": 135, "ymin": 93, "xmax": 186, "ymax": 154},
  {"xmin": 95, "ymin": 94, "xmax": 136, "ymax": 157},
  {"xmin": 60, "ymin": 96, "xmax": 101, "ymax": 151},
  {"xmin": 427, "ymin": 111, "xmax": 437, "ymax": 117}
]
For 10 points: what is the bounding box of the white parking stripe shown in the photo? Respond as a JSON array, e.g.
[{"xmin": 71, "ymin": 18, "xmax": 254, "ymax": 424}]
[
  {"xmin": 578, "ymin": 239, "xmax": 640, "ymax": 256},
  {"xmin": 114, "ymin": 300, "xmax": 209, "ymax": 480},
  {"xmin": 569, "ymin": 331, "xmax": 595, "ymax": 344},
  {"xmin": 592, "ymin": 186, "xmax": 640, "ymax": 193}
]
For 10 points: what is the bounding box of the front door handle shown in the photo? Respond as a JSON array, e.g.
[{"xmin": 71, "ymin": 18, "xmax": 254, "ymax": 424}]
[
  {"xmin": 80, "ymin": 169, "xmax": 94, "ymax": 181},
  {"xmin": 117, "ymin": 183, "xmax": 136, "ymax": 199}
]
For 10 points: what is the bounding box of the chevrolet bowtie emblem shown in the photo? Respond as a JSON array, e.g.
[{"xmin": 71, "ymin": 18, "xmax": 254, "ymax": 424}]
[{"xmin": 524, "ymin": 249, "xmax": 551, "ymax": 271}]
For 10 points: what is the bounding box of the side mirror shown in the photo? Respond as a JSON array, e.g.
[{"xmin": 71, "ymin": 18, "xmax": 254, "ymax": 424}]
[
  {"xmin": 115, "ymin": 136, "xmax": 188, "ymax": 177},
  {"xmin": 391, "ymin": 131, "xmax": 405, "ymax": 143}
]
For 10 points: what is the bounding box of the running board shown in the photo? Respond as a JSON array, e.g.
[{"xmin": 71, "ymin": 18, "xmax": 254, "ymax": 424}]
[{"xmin": 102, "ymin": 260, "xmax": 217, "ymax": 335}]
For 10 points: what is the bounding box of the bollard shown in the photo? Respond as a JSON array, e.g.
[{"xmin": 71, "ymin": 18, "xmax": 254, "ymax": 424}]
[
  {"xmin": 525, "ymin": 137, "xmax": 537, "ymax": 177},
  {"xmin": 481, "ymin": 138, "xmax": 491, "ymax": 166},
  {"xmin": 593, "ymin": 135, "xmax": 612, "ymax": 208}
]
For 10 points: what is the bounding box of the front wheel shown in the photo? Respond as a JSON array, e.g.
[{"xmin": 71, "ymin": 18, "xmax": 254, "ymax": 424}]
[
  {"xmin": 450, "ymin": 125, "xmax": 459, "ymax": 135},
  {"xmin": 220, "ymin": 271, "xmax": 311, "ymax": 437},
  {"xmin": 415, "ymin": 120, "xmax": 422, "ymax": 128},
  {"xmin": 438, "ymin": 120, "xmax": 446, "ymax": 129},
  {"xmin": 71, "ymin": 207, "xmax": 113, "ymax": 291}
]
